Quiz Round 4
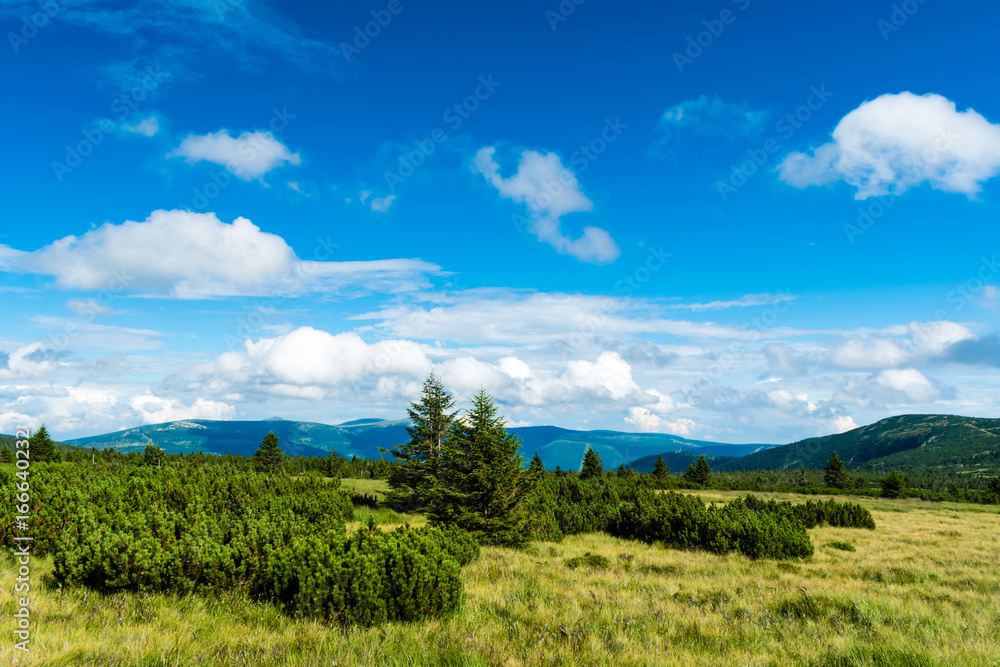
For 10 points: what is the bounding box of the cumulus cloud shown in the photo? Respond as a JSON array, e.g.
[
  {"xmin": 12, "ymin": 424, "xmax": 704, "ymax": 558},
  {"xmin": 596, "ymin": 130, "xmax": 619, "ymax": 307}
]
[
  {"xmin": 626, "ymin": 408, "xmax": 696, "ymax": 436},
  {"xmin": 830, "ymin": 415, "xmax": 858, "ymax": 433},
  {"xmin": 4, "ymin": 210, "xmax": 439, "ymax": 298},
  {"xmin": 129, "ymin": 391, "xmax": 236, "ymax": 424},
  {"xmin": 778, "ymin": 92, "xmax": 1000, "ymax": 198},
  {"xmin": 121, "ymin": 115, "xmax": 160, "ymax": 137},
  {"xmin": 474, "ymin": 146, "xmax": 619, "ymax": 264},
  {"xmin": 206, "ymin": 327, "xmax": 433, "ymax": 399},
  {"xmin": 875, "ymin": 368, "xmax": 939, "ymax": 402},
  {"xmin": 170, "ymin": 130, "xmax": 301, "ymax": 181},
  {"xmin": 656, "ymin": 95, "xmax": 768, "ymax": 145},
  {"xmin": 0, "ymin": 343, "xmax": 63, "ymax": 378}
]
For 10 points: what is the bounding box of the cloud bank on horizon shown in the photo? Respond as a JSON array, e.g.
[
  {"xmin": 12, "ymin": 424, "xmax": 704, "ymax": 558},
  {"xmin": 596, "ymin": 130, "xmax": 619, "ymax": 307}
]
[{"xmin": 1, "ymin": 0, "xmax": 998, "ymax": 445}]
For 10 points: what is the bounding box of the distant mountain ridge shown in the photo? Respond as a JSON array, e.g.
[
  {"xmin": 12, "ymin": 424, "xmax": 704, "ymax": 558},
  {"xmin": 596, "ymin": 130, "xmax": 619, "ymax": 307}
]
[
  {"xmin": 64, "ymin": 418, "xmax": 775, "ymax": 469},
  {"xmin": 716, "ymin": 414, "xmax": 1000, "ymax": 476}
]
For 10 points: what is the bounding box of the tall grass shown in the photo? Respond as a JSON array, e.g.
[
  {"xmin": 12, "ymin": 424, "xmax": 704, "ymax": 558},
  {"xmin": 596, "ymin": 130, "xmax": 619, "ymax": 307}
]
[{"xmin": 2, "ymin": 494, "xmax": 998, "ymax": 665}]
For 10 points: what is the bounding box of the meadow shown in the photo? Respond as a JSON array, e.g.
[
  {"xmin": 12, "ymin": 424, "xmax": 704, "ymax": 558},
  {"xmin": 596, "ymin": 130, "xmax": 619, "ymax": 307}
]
[{"xmin": 3, "ymin": 481, "xmax": 998, "ymax": 666}]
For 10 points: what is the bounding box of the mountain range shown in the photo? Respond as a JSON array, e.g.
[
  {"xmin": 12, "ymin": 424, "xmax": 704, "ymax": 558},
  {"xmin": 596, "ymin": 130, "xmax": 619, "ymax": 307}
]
[
  {"xmin": 63, "ymin": 417, "xmax": 773, "ymax": 470},
  {"xmin": 42, "ymin": 413, "xmax": 1000, "ymax": 476}
]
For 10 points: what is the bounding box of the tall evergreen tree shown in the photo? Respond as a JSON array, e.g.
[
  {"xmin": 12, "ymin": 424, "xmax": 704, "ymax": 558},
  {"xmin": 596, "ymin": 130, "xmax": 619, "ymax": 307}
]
[
  {"xmin": 427, "ymin": 389, "xmax": 533, "ymax": 547},
  {"xmin": 29, "ymin": 424, "xmax": 60, "ymax": 462},
  {"xmin": 143, "ymin": 443, "xmax": 164, "ymax": 467},
  {"xmin": 325, "ymin": 450, "xmax": 343, "ymax": 478},
  {"xmin": 579, "ymin": 447, "xmax": 604, "ymax": 480},
  {"xmin": 880, "ymin": 470, "xmax": 908, "ymax": 498},
  {"xmin": 0, "ymin": 445, "xmax": 13, "ymax": 463},
  {"xmin": 387, "ymin": 373, "xmax": 456, "ymax": 511},
  {"xmin": 652, "ymin": 454, "xmax": 670, "ymax": 479},
  {"xmin": 823, "ymin": 452, "xmax": 851, "ymax": 489},
  {"xmin": 529, "ymin": 451, "xmax": 544, "ymax": 473},
  {"xmin": 683, "ymin": 455, "xmax": 712, "ymax": 486},
  {"xmin": 253, "ymin": 431, "xmax": 284, "ymax": 473}
]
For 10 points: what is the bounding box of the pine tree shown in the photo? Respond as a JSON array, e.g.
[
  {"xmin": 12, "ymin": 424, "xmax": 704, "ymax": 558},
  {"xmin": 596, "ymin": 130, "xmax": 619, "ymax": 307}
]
[
  {"xmin": 989, "ymin": 476, "xmax": 1000, "ymax": 497},
  {"xmin": 529, "ymin": 452, "xmax": 544, "ymax": 473},
  {"xmin": 652, "ymin": 454, "xmax": 670, "ymax": 479},
  {"xmin": 387, "ymin": 373, "xmax": 456, "ymax": 511},
  {"xmin": 253, "ymin": 431, "xmax": 284, "ymax": 473},
  {"xmin": 143, "ymin": 443, "xmax": 164, "ymax": 467},
  {"xmin": 428, "ymin": 389, "xmax": 533, "ymax": 547},
  {"xmin": 683, "ymin": 455, "xmax": 712, "ymax": 486},
  {"xmin": 0, "ymin": 445, "xmax": 13, "ymax": 463},
  {"xmin": 823, "ymin": 452, "xmax": 851, "ymax": 489},
  {"xmin": 29, "ymin": 425, "xmax": 61, "ymax": 463},
  {"xmin": 325, "ymin": 450, "xmax": 343, "ymax": 478},
  {"xmin": 579, "ymin": 447, "xmax": 604, "ymax": 480}
]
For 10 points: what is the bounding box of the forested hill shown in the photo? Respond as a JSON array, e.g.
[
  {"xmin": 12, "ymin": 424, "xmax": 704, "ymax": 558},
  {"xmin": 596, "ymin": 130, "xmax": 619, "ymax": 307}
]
[
  {"xmin": 716, "ymin": 414, "xmax": 1000, "ymax": 475},
  {"xmin": 62, "ymin": 418, "xmax": 774, "ymax": 469}
]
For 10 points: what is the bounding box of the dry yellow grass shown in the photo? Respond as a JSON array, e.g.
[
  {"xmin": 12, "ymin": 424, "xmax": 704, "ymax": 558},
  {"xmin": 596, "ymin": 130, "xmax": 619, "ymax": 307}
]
[{"xmin": 1, "ymin": 494, "xmax": 998, "ymax": 666}]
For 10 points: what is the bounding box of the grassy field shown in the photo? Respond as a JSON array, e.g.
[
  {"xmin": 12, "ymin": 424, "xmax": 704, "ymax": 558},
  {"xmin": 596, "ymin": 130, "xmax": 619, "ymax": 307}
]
[{"xmin": 2, "ymin": 486, "xmax": 999, "ymax": 666}]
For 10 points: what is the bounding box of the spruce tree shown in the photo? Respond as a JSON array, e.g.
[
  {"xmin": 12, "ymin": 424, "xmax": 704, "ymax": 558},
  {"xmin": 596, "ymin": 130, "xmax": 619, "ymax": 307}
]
[
  {"xmin": 29, "ymin": 425, "xmax": 61, "ymax": 462},
  {"xmin": 880, "ymin": 470, "xmax": 908, "ymax": 498},
  {"xmin": 427, "ymin": 389, "xmax": 533, "ymax": 547},
  {"xmin": 253, "ymin": 431, "xmax": 284, "ymax": 473},
  {"xmin": 579, "ymin": 447, "xmax": 604, "ymax": 480},
  {"xmin": 652, "ymin": 454, "xmax": 670, "ymax": 479},
  {"xmin": 325, "ymin": 450, "xmax": 343, "ymax": 478},
  {"xmin": 0, "ymin": 445, "xmax": 13, "ymax": 463},
  {"xmin": 529, "ymin": 452, "xmax": 544, "ymax": 473},
  {"xmin": 823, "ymin": 452, "xmax": 851, "ymax": 489},
  {"xmin": 683, "ymin": 455, "xmax": 712, "ymax": 486},
  {"xmin": 387, "ymin": 373, "xmax": 456, "ymax": 511},
  {"xmin": 143, "ymin": 443, "xmax": 164, "ymax": 467}
]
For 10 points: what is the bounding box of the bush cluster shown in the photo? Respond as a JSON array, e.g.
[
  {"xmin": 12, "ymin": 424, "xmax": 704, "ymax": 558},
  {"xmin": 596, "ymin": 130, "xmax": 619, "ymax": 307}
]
[{"xmin": 1, "ymin": 464, "xmax": 477, "ymax": 626}]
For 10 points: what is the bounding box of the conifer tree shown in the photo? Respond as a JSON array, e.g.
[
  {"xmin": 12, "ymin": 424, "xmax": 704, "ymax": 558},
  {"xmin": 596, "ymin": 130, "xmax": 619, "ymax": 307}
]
[
  {"xmin": 823, "ymin": 452, "xmax": 851, "ymax": 489},
  {"xmin": 253, "ymin": 431, "xmax": 284, "ymax": 473},
  {"xmin": 0, "ymin": 445, "xmax": 13, "ymax": 463},
  {"xmin": 428, "ymin": 389, "xmax": 533, "ymax": 546},
  {"xmin": 143, "ymin": 443, "xmax": 164, "ymax": 467},
  {"xmin": 387, "ymin": 373, "xmax": 456, "ymax": 511},
  {"xmin": 29, "ymin": 425, "xmax": 61, "ymax": 462},
  {"xmin": 579, "ymin": 447, "xmax": 604, "ymax": 480},
  {"xmin": 325, "ymin": 450, "xmax": 343, "ymax": 478},
  {"xmin": 652, "ymin": 453, "xmax": 670, "ymax": 479},
  {"xmin": 683, "ymin": 455, "xmax": 712, "ymax": 486},
  {"xmin": 880, "ymin": 470, "xmax": 908, "ymax": 498},
  {"xmin": 529, "ymin": 452, "xmax": 544, "ymax": 473}
]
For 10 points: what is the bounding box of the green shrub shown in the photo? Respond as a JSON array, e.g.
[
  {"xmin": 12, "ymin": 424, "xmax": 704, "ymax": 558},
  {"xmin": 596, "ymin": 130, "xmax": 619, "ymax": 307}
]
[
  {"xmin": 564, "ymin": 552, "xmax": 611, "ymax": 569},
  {"xmin": 826, "ymin": 540, "xmax": 856, "ymax": 552}
]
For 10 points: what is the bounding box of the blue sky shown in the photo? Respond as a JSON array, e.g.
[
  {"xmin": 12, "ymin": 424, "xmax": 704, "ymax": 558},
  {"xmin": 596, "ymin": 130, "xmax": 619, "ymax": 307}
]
[{"xmin": 1, "ymin": 0, "xmax": 998, "ymax": 443}]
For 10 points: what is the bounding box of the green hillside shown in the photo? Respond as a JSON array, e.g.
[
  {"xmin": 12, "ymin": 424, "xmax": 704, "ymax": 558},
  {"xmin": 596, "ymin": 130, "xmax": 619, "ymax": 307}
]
[{"xmin": 719, "ymin": 414, "xmax": 1000, "ymax": 476}]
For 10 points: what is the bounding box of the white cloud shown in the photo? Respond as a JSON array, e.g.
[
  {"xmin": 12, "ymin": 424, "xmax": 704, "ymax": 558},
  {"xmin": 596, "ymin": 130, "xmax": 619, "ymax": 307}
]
[
  {"xmin": 668, "ymin": 293, "xmax": 793, "ymax": 312},
  {"xmin": 778, "ymin": 92, "xmax": 1000, "ymax": 198},
  {"xmin": 830, "ymin": 338, "xmax": 908, "ymax": 370},
  {"xmin": 66, "ymin": 298, "xmax": 112, "ymax": 316},
  {"xmin": 129, "ymin": 392, "xmax": 236, "ymax": 424},
  {"xmin": 830, "ymin": 415, "xmax": 858, "ymax": 433},
  {"xmin": 657, "ymin": 96, "xmax": 768, "ymax": 144},
  {"xmin": 170, "ymin": 130, "xmax": 301, "ymax": 181},
  {"xmin": 5, "ymin": 210, "xmax": 439, "ymax": 298},
  {"xmin": 626, "ymin": 407, "xmax": 696, "ymax": 436},
  {"xmin": 474, "ymin": 146, "xmax": 619, "ymax": 264},
  {"xmin": 1, "ymin": 343, "xmax": 62, "ymax": 378},
  {"xmin": 370, "ymin": 194, "xmax": 396, "ymax": 213},
  {"xmin": 565, "ymin": 352, "xmax": 638, "ymax": 401},
  {"xmin": 875, "ymin": 368, "xmax": 939, "ymax": 402},
  {"xmin": 121, "ymin": 115, "xmax": 160, "ymax": 137},
  {"xmin": 207, "ymin": 327, "xmax": 433, "ymax": 399}
]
